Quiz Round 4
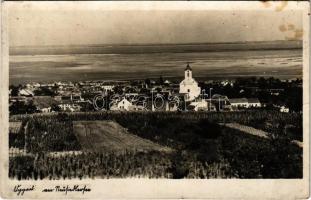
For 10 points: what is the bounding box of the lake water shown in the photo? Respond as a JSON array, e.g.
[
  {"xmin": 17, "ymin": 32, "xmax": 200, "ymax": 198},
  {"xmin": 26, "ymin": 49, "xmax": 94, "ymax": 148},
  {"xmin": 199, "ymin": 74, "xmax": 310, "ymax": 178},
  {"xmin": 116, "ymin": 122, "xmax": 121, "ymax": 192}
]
[{"xmin": 9, "ymin": 44, "xmax": 302, "ymax": 85}]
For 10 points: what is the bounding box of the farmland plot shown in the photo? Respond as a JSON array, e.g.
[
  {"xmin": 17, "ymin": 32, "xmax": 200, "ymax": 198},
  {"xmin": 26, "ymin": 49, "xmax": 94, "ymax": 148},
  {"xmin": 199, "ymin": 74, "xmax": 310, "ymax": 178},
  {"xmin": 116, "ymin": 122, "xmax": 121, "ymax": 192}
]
[{"xmin": 73, "ymin": 120, "xmax": 171, "ymax": 153}]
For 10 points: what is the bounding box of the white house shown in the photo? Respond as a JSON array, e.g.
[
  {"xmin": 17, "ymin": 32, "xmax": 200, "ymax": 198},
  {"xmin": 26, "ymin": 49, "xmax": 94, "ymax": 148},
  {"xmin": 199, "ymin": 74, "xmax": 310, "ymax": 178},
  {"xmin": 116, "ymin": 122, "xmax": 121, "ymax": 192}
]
[
  {"xmin": 229, "ymin": 98, "xmax": 261, "ymax": 109},
  {"xmin": 247, "ymin": 98, "xmax": 262, "ymax": 108},
  {"xmin": 164, "ymin": 80, "xmax": 171, "ymax": 85},
  {"xmin": 59, "ymin": 103, "xmax": 81, "ymax": 112},
  {"xmin": 189, "ymin": 99, "xmax": 208, "ymax": 111},
  {"xmin": 117, "ymin": 98, "xmax": 133, "ymax": 111},
  {"xmin": 101, "ymin": 85, "xmax": 114, "ymax": 92},
  {"xmin": 41, "ymin": 107, "xmax": 52, "ymax": 113},
  {"xmin": 229, "ymin": 98, "xmax": 249, "ymax": 108},
  {"xmin": 179, "ymin": 63, "xmax": 201, "ymax": 101},
  {"xmin": 280, "ymin": 106, "xmax": 289, "ymax": 113},
  {"xmin": 19, "ymin": 89, "xmax": 34, "ymax": 97},
  {"xmin": 166, "ymin": 101, "xmax": 179, "ymax": 111}
]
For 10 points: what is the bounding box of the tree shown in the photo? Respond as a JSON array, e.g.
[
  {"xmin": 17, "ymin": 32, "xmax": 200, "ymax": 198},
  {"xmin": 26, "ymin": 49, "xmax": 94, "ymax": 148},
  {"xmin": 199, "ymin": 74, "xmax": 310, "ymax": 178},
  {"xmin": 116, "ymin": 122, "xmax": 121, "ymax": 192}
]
[
  {"xmin": 34, "ymin": 87, "xmax": 55, "ymax": 96},
  {"xmin": 51, "ymin": 104, "xmax": 61, "ymax": 112},
  {"xmin": 113, "ymin": 85, "xmax": 124, "ymax": 95},
  {"xmin": 9, "ymin": 100, "xmax": 37, "ymax": 115},
  {"xmin": 159, "ymin": 75, "xmax": 164, "ymax": 85},
  {"xmin": 9, "ymin": 85, "xmax": 20, "ymax": 96},
  {"xmin": 145, "ymin": 78, "xmax": 151, "ymax": 85}
]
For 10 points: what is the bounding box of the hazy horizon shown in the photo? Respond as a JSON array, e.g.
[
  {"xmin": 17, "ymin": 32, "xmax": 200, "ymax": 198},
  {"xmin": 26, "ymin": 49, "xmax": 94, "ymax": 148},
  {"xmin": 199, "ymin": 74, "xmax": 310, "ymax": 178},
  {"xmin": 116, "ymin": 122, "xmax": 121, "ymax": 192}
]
[
  {"xmin": 8, "ymin": 4, "xmax": 303, "ymax": 84},
  {"xmin": 9, "ymin": 39, "xmax": 303, "ymax": 48},
  {"xmin": 9, "ymin": 8, "xmax": 302, "ymax": 46},
  {"xmin": 10, "ymin": 43, "xmax": 302, "ymax": 85},
  {"xmin": 9, "ymin": 40, "xmax": 302, "ymax": 56}
]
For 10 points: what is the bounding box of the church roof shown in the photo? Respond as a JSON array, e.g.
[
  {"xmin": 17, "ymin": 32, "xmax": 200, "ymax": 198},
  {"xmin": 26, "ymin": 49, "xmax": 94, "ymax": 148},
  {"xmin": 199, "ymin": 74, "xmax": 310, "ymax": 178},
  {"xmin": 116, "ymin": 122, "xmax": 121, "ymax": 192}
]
[{"xmin": 185, "ymin": 63, "xmax": 192, "ymax": 71}]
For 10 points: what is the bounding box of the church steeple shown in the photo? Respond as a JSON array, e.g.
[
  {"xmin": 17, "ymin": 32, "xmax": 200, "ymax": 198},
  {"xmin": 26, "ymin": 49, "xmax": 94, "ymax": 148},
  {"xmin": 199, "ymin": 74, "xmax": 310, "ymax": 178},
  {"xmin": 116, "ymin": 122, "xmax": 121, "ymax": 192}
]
[
  {"xmin": 179, "ymin": 62, "xmax": 201, "ymax": 102},
  {"xmin": 184, "ymin": 63, "xmax": 192, "ymax": 79},
  {"xmin": 185, "ymin": 62, "xmax": 192, "ymax": 71}
]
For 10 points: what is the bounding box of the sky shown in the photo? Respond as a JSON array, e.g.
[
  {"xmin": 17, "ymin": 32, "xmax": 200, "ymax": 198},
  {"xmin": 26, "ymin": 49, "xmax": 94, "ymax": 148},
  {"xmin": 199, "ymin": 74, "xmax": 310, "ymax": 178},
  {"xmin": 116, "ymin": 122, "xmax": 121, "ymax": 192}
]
[{"xmin": 8, "ymin": 4, "xmax": 303, "ymax": 46}]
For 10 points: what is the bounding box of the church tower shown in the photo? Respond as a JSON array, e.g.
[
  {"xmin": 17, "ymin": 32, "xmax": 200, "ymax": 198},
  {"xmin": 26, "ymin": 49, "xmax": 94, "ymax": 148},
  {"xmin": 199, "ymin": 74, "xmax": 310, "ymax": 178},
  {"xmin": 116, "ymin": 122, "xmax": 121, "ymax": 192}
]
[
  {"xmin": 179, "ymin": 63, "xmax": 201, "ymax": 101},
  {"xmin": 184, "ymin": 63, "xmax": 192, "ymax": 80}
]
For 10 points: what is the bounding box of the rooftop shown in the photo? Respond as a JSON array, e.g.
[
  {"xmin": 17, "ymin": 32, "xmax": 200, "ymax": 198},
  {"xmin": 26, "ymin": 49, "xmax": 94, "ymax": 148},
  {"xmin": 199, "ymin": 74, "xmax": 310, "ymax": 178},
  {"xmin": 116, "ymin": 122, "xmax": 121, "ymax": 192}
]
[
  {"xmin": 229, "ymin": 98, "xmax": 248, "ymax": 104},
  {"xmin": 185, "ymin": 63, "xmax": 192, "ymax": 71}
]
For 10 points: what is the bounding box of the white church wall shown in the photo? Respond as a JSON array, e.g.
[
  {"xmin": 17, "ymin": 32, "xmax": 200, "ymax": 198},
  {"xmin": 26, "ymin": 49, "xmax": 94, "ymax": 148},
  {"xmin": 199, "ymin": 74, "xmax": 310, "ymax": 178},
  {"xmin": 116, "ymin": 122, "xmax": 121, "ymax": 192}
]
[{"xmin": 179, "ymin": 64, "xmax": 201, "ymax": 101}]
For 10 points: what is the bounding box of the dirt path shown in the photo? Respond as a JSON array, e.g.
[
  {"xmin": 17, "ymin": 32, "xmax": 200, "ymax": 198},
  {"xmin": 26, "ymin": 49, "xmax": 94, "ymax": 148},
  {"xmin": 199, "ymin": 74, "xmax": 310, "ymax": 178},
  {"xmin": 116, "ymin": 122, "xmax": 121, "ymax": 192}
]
[
  {"xmin": 220, "ymin": 123, "xmax": 303, "ymax": 148},
  {"xmin": 73, "ymin": 120, "xmax": 172, "ymax": 153}
]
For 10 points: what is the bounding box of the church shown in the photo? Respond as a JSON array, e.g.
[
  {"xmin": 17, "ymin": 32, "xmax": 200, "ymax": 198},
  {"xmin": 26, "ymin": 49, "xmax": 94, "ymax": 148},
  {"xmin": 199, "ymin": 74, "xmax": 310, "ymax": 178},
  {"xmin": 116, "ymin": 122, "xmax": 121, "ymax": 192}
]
[{"xmin": 179, "ymin": 63, "xmax": 201, "ymax": 101}]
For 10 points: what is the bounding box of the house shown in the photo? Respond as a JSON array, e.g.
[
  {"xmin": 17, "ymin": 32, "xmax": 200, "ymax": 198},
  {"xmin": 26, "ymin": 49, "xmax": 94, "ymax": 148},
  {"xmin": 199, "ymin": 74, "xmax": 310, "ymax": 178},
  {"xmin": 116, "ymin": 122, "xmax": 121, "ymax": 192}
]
[
  {"xmin": 189, "ymin": 99, "xmax": 208, "ymax": 111},
  {"xmin": 228, "ymin": 98, "xmax": 261, "ymax": 109},
  {"xmin": 58, "ymin": 103, "xmax": 81, "ymax": 112},
  {"xmin": 280, "ymin": 106, "xmax": 289, "ymax": 113},
  {"xmin": 221, "ymin": 80, "xmax": 234, "ymax": 87},
  {"xmin": 247, "ymin": 98, "xmax": 261, "ymax": 108},
  {"xmin": 58, "ymin": 97, "xmax": 83, "ymax": 112},
  {"xmin": 124, "ymin": 93, "xmax": 139, "ymax": 100},
  {"xmin": 164, "ymin": 80, "xmax": 171, "ymax": 85},
  {"xmin": 188, "ymin": 100, "xmax": 216, "ymax": 111},
  {"xmin": 179, "ymin": 63, "xmax": 201, "ymax": 101},
  {"xmin": 229, "ymin": 98, "xmax": 249, "ymax": 108},
  {"xmin": 211, "ymin": 94, "xmax": 230, "ymax": 111},
  {"xmin": 212, "ymin": 94, "xmax": 229, "ymax": 102},
  {"xmin": 70, "ymin": 94, "xmax": 84, "ymax": 102},
  {"xmin": 166, "ymin": 101, "xmax": 179, "ymax": 111},
  {"xmin": 18, "ymin": 89, "xmax": 34, "ymax": 97},
  {"xmin": 53, "ymin": 96, "xmax": 62, "ymax": 101},
  {"xmin": 109, "ymin": 103, "xmax": 119, "ymax": 111},
  {"xmin": 41, "ymin": 107, "xmax": 52, "ymax": 113},
  {"xmin": 101, "ymin": 85, "xmax": 114, "ymax": 92},
  {"xmin": 117, "ymin": 98, "xmax": 133, "ymax": 111},
  {"xmin": 131, "ymin": 104, "xmax": 147, "ymax": 111}
]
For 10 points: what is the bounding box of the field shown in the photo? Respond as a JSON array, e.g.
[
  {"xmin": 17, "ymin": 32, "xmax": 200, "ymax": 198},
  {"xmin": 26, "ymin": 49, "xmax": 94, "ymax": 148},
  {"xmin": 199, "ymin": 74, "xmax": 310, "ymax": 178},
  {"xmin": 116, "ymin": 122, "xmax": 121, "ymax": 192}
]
[
  {"xmin": 9, "ymin": 111, "xmax": 302, "ymax": 179},
  {"xmin": 73, "ymin": 120, "xmax": 171, "ymax": 153}
]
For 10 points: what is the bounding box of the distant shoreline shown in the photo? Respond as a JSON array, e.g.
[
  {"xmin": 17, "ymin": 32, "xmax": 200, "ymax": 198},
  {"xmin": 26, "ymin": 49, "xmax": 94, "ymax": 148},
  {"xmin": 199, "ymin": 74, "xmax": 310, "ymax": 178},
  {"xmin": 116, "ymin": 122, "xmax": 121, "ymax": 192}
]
[
  {"xmin": 10, "ymin": 40, "xmax": 302, "ymax": 56},
  {"xmin": 10, "ymin": 40, "xmax": 302, "ymax": 48},
  {"xmin": 9, "ymin": 74, "xmax": 303, "ymax": 86}
]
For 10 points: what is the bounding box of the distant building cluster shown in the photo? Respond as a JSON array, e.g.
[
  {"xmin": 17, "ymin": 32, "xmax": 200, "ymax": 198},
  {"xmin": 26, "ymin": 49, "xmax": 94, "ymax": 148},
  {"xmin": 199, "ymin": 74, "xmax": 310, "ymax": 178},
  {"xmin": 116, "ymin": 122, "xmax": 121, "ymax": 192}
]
[{"xmin": 9, "ymin": 63, "xmax": 298, "ymax": 114}]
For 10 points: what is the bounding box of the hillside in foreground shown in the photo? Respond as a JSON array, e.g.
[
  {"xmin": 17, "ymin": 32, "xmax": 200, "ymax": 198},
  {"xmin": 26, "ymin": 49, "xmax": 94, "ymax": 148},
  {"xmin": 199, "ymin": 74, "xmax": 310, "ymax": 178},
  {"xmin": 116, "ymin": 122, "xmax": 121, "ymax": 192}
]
[{"xmin": 9, "ymin": 111, "xmax": 302, "ymax": 179}]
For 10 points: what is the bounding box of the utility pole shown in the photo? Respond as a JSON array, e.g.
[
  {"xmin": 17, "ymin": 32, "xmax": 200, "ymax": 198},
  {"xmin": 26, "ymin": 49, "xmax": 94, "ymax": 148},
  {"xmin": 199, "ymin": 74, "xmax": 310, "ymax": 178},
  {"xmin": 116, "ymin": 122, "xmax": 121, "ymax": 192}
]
[
  {"xmin": 219, "ymin": 97, "xmax": 221, "ymax": 111},
  {"xmin": 202, "ymin": 89, "xmax": 205, "ymax": 100},
  {"xmin": 209, "ymin": 88, "xmax": 213, "ymax": 111},
  {"xmin": 184, "ymin": 94, "xmax": 188, "ymax": 111},
  {"xmin": 151, "ymin": 89, "xmax": 154, "ymax": 111}
]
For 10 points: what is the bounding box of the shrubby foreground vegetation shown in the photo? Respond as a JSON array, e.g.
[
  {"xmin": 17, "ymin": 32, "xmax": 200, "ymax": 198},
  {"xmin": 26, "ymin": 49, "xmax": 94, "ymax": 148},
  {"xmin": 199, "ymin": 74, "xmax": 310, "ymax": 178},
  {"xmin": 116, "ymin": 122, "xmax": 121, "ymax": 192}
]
[{"xmin": 9, "ymin": 111, "xmax": 302, "ymax": 179}]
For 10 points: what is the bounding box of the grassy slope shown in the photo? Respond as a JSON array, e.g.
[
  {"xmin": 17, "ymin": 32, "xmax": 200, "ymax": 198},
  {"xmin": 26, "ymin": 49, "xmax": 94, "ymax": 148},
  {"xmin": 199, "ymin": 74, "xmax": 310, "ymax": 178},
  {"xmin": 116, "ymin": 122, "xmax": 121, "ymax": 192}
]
[{"xmin": 73, "ymin": 120, "xmax": 171, "ymax": 153}]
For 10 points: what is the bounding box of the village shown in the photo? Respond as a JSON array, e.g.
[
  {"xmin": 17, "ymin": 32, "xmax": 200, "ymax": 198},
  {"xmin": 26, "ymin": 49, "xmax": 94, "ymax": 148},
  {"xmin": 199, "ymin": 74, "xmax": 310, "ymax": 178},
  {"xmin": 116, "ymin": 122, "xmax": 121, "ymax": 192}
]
[{"xmin": 9, "ymin": 63, "xmax": 301, "ymax": 115}]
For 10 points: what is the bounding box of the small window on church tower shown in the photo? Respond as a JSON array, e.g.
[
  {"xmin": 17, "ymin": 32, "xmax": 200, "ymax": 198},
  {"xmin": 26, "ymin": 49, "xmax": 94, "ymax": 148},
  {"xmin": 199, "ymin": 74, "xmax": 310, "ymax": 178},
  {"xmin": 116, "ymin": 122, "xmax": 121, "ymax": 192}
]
[
  {"xmin": 188, "ymin": 89, "xmax": 190, "ymax": 93},
  {"xmin": 187, "ymin": 71, "xmax": 189, "ymax": 77}
]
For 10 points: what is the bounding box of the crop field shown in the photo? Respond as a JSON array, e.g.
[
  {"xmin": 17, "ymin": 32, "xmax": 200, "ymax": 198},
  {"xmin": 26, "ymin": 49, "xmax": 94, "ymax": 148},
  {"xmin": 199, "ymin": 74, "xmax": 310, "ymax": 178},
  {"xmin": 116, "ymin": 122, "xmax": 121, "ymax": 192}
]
[
  {"xmin": 9, "ymin": 111, "xmax": 303, "ymax": 179},
  {"xmin": 73, "ymin": 120, "xmax": 171, "ymax": 153}
]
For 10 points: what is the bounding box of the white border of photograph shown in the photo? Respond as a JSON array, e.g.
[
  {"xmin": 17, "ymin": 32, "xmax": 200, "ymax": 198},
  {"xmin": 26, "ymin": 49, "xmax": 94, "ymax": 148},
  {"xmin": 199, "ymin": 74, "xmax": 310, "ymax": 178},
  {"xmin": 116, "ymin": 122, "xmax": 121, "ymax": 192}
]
[{"xmin": 0, "ymin": 1, "xmax": 309, "ymax": 199}]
